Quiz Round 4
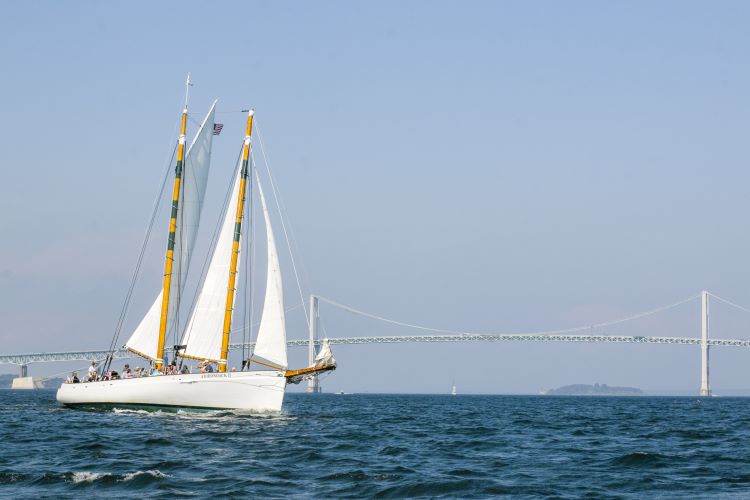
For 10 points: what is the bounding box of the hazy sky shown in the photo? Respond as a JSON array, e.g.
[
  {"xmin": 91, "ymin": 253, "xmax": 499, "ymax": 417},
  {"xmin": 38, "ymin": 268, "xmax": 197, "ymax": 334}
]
[{"xmin": 2, "ymin": 1, "xmax": 750, "ymax": 393}]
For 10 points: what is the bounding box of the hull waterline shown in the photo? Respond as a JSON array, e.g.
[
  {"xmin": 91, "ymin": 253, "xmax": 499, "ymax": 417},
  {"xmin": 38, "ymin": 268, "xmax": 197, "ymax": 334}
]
[{"xmin": 56, "ymin": 371, "xmax": 286, "ymax": 411}]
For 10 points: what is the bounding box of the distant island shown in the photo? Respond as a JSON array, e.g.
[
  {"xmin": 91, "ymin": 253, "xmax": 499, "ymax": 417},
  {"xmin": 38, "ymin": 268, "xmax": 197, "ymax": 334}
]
[{"xmin": 542, "ymin": 383, "xmax": 643, "ymax": 396}]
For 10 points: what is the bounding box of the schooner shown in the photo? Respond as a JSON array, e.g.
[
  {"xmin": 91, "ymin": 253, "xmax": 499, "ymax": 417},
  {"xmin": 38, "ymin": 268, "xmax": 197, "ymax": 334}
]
[{"xmin": 57, "ymin": 77, "xmax": 335, "ymax": 410}]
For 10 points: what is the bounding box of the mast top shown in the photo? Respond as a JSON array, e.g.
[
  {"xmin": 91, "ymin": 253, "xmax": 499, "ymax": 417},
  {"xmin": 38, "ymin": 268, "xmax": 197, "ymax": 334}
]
[
  {"xmin": 245, "ymin": 109, "xmax": 255, "ymax": 138},
  {"xmin": 184, "ymin": 73, "xmax": 193, "ymax": 111}
]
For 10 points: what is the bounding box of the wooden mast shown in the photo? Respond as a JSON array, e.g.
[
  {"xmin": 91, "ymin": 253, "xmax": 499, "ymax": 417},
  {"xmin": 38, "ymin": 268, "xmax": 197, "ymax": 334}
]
[
  {"xmin": 155, "ymin": 74, "xmax": 192, "ymax": 369},
  {"xmin": 218, "ymin": 109, "xmax": 254, "ymax": 372}
]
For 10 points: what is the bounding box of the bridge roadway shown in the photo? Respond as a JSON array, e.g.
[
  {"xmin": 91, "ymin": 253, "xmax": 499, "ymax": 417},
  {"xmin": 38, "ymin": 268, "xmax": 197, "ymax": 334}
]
[{"xmin": 2, "ymin": 333, "xmax": 750, "ymax": 366}]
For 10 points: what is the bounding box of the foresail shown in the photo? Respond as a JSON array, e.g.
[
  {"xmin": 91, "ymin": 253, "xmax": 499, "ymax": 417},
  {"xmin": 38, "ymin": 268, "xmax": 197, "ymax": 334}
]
[
  {"xmin": 180, "ymin": 101, "xmax": 217, "ymax": 278},
  {"xmin": 125, "ymin": 103, "xmax": 217, "ymax": 360},
  {"xmin": 179, "ymin": 159, "xmax": 242, "ymax": 362},
  {"xmin": 252, "ymin": 173, "xmax": 288, "ymax": 370}
]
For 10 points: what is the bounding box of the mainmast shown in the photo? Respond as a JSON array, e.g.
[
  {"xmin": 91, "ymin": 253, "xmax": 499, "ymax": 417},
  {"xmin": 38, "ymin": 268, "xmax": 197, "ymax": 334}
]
[
  {"xmin": 155, "ymin": 74, "xmax": 192, "ymax": 368},
  {"xmin": 218, "ymin": 109, "xmax": 254, "ymax": 372}
]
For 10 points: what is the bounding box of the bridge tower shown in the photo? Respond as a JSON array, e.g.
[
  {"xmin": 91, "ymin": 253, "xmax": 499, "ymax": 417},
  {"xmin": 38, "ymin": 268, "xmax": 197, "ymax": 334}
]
[
  {"xmin": 307, "ymin": 295, "xmax": 322, "ymax": 393},
  {"xmin": 699, "ymin": 290, "xmax": 711, "ymax": 397}
]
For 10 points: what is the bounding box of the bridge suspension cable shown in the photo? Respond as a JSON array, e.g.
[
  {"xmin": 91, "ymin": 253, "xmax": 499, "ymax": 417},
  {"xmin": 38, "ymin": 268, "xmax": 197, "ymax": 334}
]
[
  {"xmin": 314, "ymin": 293, "xmax": 701, "ymax": 337},
  {"xmin": 707, "ymin": 292, "xmax": 750, "ymax": 314}
]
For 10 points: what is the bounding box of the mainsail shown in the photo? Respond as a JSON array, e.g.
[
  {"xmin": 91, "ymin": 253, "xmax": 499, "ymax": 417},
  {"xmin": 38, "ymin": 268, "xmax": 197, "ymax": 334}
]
[
  {"xmin": 252, "ymin": 174, "xmax": 288, "ymax": 370},
  {"xmin": 179, "ymin": 159, "xmax": 243, "ymax": 362},
  {"xmin": 125, "ymin": 103, "xmax": 217, "ymax": 360}
]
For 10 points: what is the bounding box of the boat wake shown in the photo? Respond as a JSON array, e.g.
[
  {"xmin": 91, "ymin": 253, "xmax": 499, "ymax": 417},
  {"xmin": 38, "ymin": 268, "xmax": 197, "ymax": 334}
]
[
  {"xmin": 110, "ymin": 406, "xmax": 294, "ymax": 421},
  {"xmin": 65, "ymin": 469, "xmax": 167, "ymax": 485}
]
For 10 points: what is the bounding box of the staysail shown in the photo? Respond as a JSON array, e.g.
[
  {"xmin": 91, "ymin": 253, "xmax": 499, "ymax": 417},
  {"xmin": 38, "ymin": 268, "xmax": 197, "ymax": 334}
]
[
  {"xmin": 179, "ymin": 159, "xmax": 243, "ymax": 361},
  {"xmin": 125, "ymin": 103, "xmax": 217, "ymax": 360},
  {"xmin": 252, "ymin": 174, "xmax": 288, "ymax": 370}
]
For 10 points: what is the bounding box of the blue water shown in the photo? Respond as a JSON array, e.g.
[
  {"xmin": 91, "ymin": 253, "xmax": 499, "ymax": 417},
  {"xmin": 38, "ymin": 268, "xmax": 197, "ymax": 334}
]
[{"xmin": 1, "ymin": 391, "xmax": 750, "ymax": 498}]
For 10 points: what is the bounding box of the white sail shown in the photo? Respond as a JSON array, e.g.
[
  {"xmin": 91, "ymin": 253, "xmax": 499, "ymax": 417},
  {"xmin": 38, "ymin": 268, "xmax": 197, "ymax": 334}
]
[
  {"xmin": 252, "ymin": 174, "xmax": 288, "ymax": 369},
  {"xmin": 125, "ymin": 103, "xmax": 217, "ymax": 360},
  {"xmin": 314, "ymin": 339, "xmax": 335, "ymax": 367},
  {"xmin": 179, "ymin": 159, "xmax": 242, "ymax": 362}
]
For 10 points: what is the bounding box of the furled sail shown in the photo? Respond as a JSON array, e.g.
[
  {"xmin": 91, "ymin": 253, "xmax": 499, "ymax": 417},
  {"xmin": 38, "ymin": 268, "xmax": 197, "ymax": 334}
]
[
  {"xmin": 314, "ymin": 339, "xmax": 335, "ymax": 367},
  {"xmin": 125, "ymin": 103, "xmax": 217, "ymax": 360},
  {"xmin": 179, "ymin": 159, "xmax": 242, "ymax": 362},
  {"xmin": 252, "ymin": 174, "xmax": 288, "ymax": 370}
]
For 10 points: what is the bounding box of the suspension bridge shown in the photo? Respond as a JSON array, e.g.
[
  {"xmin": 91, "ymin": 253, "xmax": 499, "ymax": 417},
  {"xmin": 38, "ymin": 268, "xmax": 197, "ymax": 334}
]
[{"xmin": 1, "ymin": 290, "xmax": 749, "ymax": 396}]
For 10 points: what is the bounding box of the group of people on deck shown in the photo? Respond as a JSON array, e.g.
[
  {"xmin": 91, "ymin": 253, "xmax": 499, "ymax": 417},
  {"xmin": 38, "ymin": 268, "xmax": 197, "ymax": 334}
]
[{"xmin": 66, "ymin": 359, "xmax": 225, "ymax": 384}]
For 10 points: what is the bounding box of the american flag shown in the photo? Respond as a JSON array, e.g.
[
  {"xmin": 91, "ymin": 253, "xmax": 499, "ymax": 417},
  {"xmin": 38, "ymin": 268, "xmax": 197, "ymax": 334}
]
[{"xmin": 213, "ymin": 123, "xmax": 224, "ymax": 135}]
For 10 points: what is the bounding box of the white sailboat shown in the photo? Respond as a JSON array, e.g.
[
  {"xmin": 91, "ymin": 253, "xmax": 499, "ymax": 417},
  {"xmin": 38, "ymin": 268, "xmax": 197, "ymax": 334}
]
[
  {"xmin": 451, "ymin": 382, "xmax": 457, "ymax": 396},
  {"xmin": 57, "ymin": 79, "xmax": 335, "ymax": 411}
]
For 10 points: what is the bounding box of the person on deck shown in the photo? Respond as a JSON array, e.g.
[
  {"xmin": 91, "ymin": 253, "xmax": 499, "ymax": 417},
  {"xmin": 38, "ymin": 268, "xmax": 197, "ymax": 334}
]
[
  {"xmin": 180, "ymin": 364, "xmax": 190, "ymax": 374},
  {"xmin": 87, "ymin": 361, "xmax": 98, "ymax": 382},
  {"xmin": 122, "ymin": 364, "xmax": 132, "ymax": 379}
]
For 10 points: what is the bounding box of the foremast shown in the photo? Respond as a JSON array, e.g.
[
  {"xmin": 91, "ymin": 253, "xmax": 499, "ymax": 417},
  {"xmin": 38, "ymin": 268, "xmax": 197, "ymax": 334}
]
[
  {"xmin": 217, "ymin": 109, "xmax": 254, "ymax": 372},
  {"xmin": 155, "ymin": 74, "xmax": 192, "ymax": 369}
]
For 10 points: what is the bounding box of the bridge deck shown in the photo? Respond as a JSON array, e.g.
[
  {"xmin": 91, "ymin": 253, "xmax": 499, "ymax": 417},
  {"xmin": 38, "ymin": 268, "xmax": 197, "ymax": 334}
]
[{"xmin": 2, "ymin": 333, "xmax": 749, "ymax": 365}]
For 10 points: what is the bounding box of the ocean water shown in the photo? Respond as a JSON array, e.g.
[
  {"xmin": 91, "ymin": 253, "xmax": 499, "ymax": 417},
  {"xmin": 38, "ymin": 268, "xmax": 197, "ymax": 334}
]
[{"xmin": 1, "ymin": 391, "xmax": 750, "ymax": 498}]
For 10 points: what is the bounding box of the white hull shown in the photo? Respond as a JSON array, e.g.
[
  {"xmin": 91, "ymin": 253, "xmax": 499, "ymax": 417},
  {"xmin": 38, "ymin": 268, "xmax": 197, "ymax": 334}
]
[{"xmin": 56, "ymin": 371, "xmax": 286, "ymax": 411}]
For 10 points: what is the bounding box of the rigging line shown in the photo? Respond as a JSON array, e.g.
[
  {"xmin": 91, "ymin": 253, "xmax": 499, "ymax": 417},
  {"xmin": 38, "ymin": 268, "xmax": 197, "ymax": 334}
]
[
  {"xmin": 107, "ymin": 143, "xmax": 178, "ymax": 357},
  {"xmin": 707, "ymin": 292, "xmax": 750, "ymax": 314},
  {"xmin": 172, "ymin": 138, "xmax": 188, "ymax": 356},
  {"xmin": 241, "ymin": 190, "xmax": 248, "ymax": 361},
  {"xmin": 228, "ymin": 303, "xmax": 304, "ymax": 334},
  {"xmin": 256, "ymin": 146, "xmax": 315, "ymax": 323},
  {"xmin": 171, "ymin": 116, "xmax": 197, "ymax": 358},
  {"xmin": 241, "ymin": 158, "xmax": 254, "ymax": 362},
  {"xmin": 187, "ymin": 115, "xmax": 202, "ymax": 128},
  {"xmin": 260, "ymin": 152, "xmax": 315, "ymax": 320},
  {"xmin": 248, "ymin": 158, "xmax": 257, "ymax": 346},
  {"xmin": 253, "ymin": 121, "xmax": 310, "ymax": 328},
  {"xmin": 319, "ymin": 316, "xmax": 330, "ymax": 341},
  {"xmin": 179, "ymin": 147, "xmax": 244, "ymax": 349},
  {"xmin": 107, "ymin": 103, "xmax": 185, "ymax": 366},
  {"xmin": 314, "ymin": 293, "xmax": 701, "ymax": 337},
  {"xmin": 39, "ymin": 364, "xmax": 91, "ymax": 382}
]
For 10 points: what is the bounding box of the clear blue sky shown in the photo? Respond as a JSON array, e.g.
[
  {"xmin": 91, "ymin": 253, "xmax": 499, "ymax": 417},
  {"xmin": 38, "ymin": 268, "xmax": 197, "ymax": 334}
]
[{"xmin": 2, "ymin": 1, "xmax": 750, "ymax": 393}]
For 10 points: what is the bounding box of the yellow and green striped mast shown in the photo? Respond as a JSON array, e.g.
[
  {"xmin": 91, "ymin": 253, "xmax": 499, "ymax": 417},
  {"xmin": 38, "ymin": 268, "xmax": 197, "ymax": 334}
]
[
  {"xmin": 155, "ymin": 74, "xmax": 192, "ymax": 369},
  {"xmin": 218, "ymin": 109, "xmax": 254, "ymax": 372}
]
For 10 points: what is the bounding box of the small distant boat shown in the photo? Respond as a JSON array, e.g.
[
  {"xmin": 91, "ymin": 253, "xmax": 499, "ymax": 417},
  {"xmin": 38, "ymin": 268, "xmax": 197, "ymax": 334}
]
[
  {"xmin": 451, "ymin": 383, "xmax": 457, "ymax": 396},
  {"xmin": 57, "ymin": 76, "xmax": 335, "ymax": 411}
]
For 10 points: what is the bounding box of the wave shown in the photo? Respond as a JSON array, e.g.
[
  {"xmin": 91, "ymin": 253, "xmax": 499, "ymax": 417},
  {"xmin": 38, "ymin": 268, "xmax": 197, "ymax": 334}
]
[
  {"xmin": 66, "ymin": 469, "xmax": 167, "ymax": 485},
  {"xmin": 0, "ymin": 472, "xmax": 30, "ymax": 484},
  {"xmin": 610, "ymin": 452, "xmax": 668, "ymax": 468},
  {"xmin": 122, "ymin": 470, "xmax": 168, "ymax": 482}
]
